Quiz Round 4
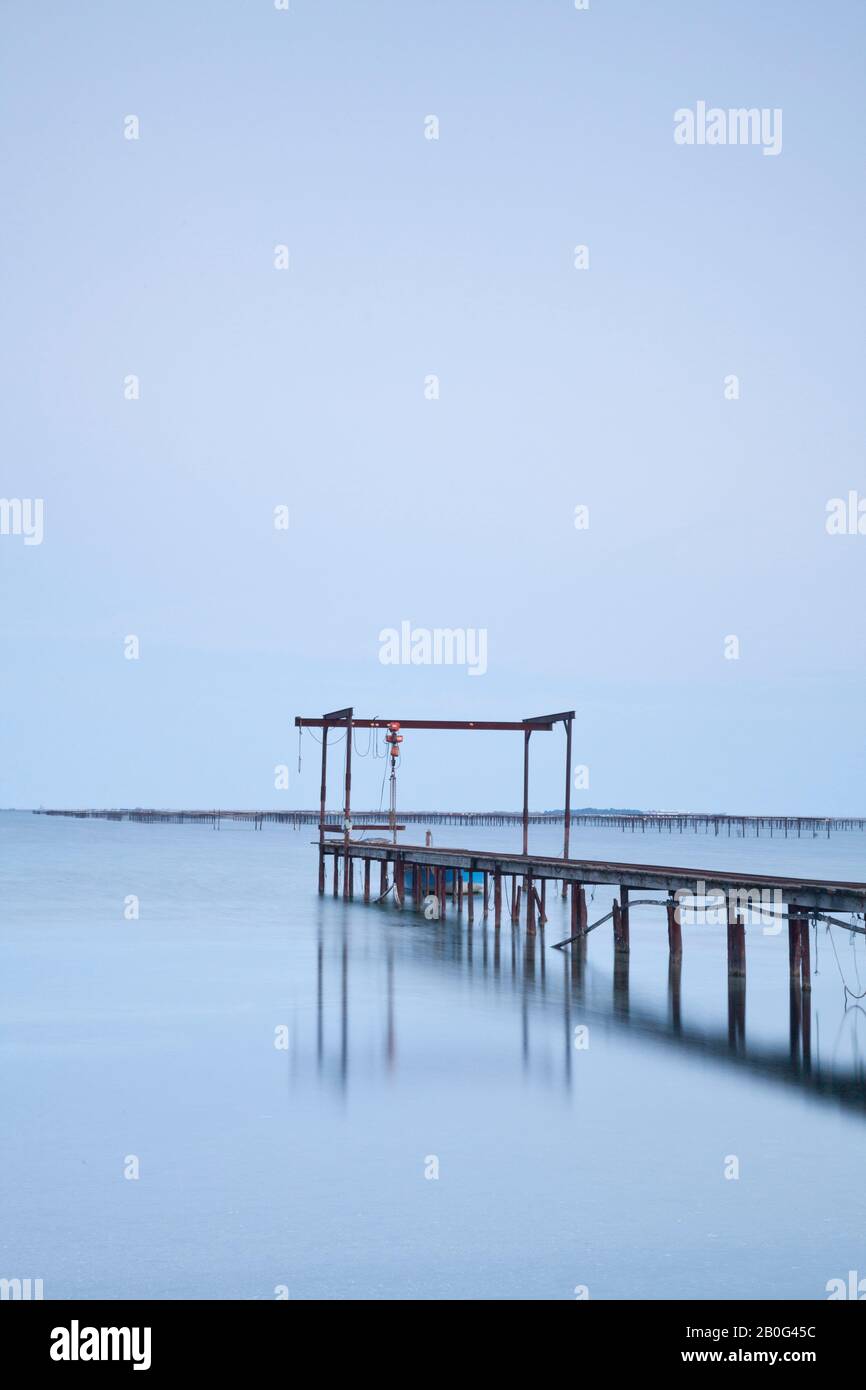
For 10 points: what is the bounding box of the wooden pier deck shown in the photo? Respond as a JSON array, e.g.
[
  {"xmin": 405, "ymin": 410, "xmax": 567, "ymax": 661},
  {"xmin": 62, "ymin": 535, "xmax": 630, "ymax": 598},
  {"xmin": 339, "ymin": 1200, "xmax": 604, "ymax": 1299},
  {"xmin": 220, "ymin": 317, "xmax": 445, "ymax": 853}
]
[
  {"xmin": 36, "ymin": 703, "xmax": 866, "ymax": 995},
  {"xmin": 319, "ymin": 837, "xmax": 866, "ymax": 994},
  {"xmin": 320, "ymin": 839, "xmax": 866, "ymax": 915}
]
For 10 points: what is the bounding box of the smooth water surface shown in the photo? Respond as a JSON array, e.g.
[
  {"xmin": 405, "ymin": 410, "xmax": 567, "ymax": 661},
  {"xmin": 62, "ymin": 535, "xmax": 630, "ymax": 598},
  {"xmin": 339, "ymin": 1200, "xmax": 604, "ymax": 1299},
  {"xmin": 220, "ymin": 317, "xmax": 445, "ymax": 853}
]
[{"xmin": 3, "ymin": 811, "xmax": 866, "ymax": 1300}]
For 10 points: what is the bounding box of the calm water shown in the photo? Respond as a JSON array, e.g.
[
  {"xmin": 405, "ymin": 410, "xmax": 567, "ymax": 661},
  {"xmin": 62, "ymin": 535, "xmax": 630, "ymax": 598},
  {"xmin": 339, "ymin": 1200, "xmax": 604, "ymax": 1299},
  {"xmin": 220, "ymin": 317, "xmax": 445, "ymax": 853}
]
[{"xmin": 3, "ymin": 809, "xmax": 866, "ymax": 1301}]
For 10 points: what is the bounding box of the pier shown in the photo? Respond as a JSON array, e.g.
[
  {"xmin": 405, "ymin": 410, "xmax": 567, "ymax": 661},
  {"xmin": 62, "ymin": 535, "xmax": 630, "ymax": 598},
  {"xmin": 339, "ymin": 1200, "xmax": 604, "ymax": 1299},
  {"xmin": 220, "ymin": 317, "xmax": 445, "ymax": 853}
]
[
  {"xmin": 34, "ymin": 701, "xmax": 866, "ymax": 993},
  {"xmin": 317, "ymin": 836, "xmax": 866, "ymax": 988},
  {"xmin": 292, "ymin": 707, "xmax": 866, "ymax": 994}
]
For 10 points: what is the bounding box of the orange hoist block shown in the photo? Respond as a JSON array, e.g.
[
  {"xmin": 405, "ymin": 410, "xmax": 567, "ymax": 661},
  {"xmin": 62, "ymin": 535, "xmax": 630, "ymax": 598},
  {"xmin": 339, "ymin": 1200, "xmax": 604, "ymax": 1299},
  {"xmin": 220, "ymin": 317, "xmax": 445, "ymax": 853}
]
[{"xmin": 385, "ymin": 721, "xmax": 403, "ymax": 760}]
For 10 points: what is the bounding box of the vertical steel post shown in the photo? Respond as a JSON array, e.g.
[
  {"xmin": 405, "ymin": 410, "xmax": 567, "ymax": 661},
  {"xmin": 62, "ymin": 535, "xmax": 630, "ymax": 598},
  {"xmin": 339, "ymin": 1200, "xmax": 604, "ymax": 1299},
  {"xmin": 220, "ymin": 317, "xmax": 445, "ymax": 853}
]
[
  {"xmin": 522, "ymin": 728, "xmax": 530, "ymax": 856},
  {"xmin": 563, "ymin": 715, "xmax": 573, "ymax": 865},
  {"xmin": 318, "ymin": 726, "xmax": 329, "ymax": 894},
  {"xmin": 342, "ymin": 712, "xmax": 353, "ymax": 900}
]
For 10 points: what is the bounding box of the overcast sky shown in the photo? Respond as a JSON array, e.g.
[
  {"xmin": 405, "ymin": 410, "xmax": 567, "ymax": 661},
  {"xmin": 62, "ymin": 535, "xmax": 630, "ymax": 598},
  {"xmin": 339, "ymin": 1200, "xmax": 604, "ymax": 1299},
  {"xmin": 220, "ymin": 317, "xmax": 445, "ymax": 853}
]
[{"xmin": 2, "ymin": 0, "xmax": 864, "ymax": 813}]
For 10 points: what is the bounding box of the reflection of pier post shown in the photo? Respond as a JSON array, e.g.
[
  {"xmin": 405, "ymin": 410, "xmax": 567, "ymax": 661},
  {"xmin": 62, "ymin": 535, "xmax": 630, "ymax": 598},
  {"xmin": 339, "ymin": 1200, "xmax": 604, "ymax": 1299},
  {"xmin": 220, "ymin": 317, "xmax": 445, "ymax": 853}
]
[
  {"xmin": 563, "ymin": 953, "xmax": 572, "ymax": 1089},
  {"xmin": 613, "ymin": 948, "xmax": 629, "ymax": 1016},
  {"xmin": 570, "ymin": 926, "xmax": 587, "ymax": 990},
  {"xmin": 385, "ymin": 945, "xmax": 395, "ymax": 1069},
  {"xmin": 789, "ymin": 978, "xmax": 812, "ymax": 1073},
  {"xmin": 620, "ymin": 887, "xmax": 630, "ymax": 949},
  {"xmin": 340, "ymin": 931, "xmax": 348, "ymax": 1088},
  {"xmin": 801, "ymin": 981, "xmax": 812, "ymax": 1072},
  {"xmin": 523, "ymin": 927, "xmax": 536, "ymax": 982},
  {"xmin": 668, "ymin": 956, "xmax": 682, "ymax": 1033},
  {"xmin": 317, "ymin": 931, "xmax": 324, "ymax": 1069},
  {"xmin": 727, "ymin": 978, "xmax": 746, "ymax": 1054}
]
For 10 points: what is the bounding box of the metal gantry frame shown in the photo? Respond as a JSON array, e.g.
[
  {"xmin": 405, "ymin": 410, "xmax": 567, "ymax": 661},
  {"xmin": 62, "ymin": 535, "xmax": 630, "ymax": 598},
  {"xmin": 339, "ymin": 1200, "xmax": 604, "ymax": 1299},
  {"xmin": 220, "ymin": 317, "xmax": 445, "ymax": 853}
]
[{"xmin": 293, "ymin": 707, "xmax": 576, "ymax": 897}]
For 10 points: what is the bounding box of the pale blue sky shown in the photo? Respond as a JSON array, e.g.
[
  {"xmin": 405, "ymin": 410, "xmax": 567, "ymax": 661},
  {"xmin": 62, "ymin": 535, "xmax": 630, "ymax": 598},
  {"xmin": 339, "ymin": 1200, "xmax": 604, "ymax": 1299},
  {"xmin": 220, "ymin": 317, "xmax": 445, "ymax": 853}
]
[{"xmin": 1, "ymin": 0, "xmax": 864, "ymax": 812}]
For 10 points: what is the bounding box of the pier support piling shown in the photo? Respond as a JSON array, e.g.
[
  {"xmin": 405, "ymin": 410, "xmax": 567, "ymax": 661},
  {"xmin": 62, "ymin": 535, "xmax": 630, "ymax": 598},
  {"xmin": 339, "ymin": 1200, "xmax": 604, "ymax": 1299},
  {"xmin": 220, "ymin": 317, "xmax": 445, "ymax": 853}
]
[
  {"xmin": 789, "ymin": 909, "xmax": 811, "ymax": 991},
  {"xmin": 800, "ymin": 919, "xmax": 811, "ymax": 991},
  {"xmin": 613, "ymin": 893, "xmax": 629, "ymax": 954},
  {"xmin": 727, "ymin": 910, "xmax": 745, "ymax": 977},
  {"xmin": 394, "ymin": 857, "xmax": 404, "ymax": 908},
  {"xmin": 789, "ymin": 913, "xmax": 803, "ymax": 982},
  {"xmin": 667, "ymin": 894, "xmax": 682, "ymax": 962}
]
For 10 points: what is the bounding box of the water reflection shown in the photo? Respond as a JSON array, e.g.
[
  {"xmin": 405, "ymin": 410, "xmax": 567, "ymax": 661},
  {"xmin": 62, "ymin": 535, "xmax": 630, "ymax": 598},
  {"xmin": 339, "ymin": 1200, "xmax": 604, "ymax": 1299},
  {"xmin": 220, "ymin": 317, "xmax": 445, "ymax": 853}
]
[{"xmin": 311, "ymin": 908, "xmax": 866, "ymax": 1114}]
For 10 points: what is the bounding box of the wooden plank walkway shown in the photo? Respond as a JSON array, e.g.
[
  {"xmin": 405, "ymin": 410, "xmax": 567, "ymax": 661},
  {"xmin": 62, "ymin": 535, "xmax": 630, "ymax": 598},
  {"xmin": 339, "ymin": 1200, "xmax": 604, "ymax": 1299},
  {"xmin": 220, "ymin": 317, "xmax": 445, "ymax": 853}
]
[{"xmin": 320, "ymin": 839, "xmax": 866, "ymax": 914}]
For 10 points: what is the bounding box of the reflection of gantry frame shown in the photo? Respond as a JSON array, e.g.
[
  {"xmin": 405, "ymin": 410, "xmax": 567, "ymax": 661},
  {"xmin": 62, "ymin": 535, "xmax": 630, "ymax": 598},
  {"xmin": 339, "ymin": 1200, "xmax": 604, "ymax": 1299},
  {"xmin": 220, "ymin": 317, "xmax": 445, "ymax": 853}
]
[{"xmin": 293, "ymin": 707, "xmax": 576, "ymax": 896}]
